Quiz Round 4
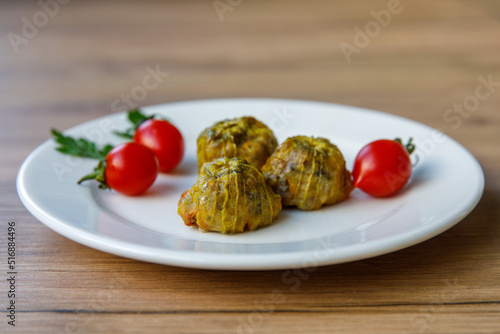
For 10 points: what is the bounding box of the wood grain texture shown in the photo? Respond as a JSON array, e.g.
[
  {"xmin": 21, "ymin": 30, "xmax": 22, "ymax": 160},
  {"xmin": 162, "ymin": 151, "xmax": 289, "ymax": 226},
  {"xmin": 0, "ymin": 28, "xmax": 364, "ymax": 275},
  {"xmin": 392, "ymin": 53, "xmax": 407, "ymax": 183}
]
[{"xmin": 1, "ymin": 0, "xmax": 499, "ymax": 333}]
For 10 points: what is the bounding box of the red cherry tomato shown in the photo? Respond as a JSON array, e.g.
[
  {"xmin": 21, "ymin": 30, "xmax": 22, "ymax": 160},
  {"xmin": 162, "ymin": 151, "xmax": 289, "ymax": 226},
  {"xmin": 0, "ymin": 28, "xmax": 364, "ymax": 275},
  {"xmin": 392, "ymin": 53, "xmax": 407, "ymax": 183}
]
[
  {"xmin": 352, "ymin": 139, "xmax": 412, "ymax": 197},
  {"xmin": 133, "ymin": 119, "xmax": 184, "ymax": 172},
  {"xmin": 105, "ymin": 142, "xmax": 159, "ymax": 196}
]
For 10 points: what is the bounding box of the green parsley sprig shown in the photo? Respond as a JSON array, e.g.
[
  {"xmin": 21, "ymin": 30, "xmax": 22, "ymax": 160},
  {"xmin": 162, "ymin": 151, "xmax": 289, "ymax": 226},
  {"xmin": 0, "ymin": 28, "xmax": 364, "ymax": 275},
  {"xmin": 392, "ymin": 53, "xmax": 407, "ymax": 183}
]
[
  {"xmin": 113, "ymin": 109, "xmax": 155, "ymax": 139},
  {"xmin": 51, "ymin": 129, "xmax": 113, "ymax": 160},
  {"xmin": 51, "ymin": 129, "xmax": 114, "ymax": 189}
]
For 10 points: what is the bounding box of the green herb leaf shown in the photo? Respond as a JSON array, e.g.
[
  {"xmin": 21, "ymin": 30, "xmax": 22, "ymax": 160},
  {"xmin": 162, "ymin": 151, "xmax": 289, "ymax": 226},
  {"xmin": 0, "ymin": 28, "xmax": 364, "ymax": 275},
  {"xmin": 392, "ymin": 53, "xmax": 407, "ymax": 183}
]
[
  {"xmin": 113, "ymin": 109, "xmax": 155, "ymax": 139},
  {"xmin": 112, "ymin": 129, "xmax": 135, "ymax": 140},
  {"xmin": 51, "ymin": 129, "xmax": 114, "ymax": 160},
  {"xmin": 128, "ymin": 109, "xmax": 154, "ymax": 127}
]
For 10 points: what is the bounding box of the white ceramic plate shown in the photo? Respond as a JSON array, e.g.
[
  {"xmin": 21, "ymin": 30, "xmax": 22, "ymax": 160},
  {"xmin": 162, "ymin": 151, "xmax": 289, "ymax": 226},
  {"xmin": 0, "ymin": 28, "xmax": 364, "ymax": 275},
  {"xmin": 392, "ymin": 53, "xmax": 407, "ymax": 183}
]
[{"xmin": 17, "ymin": 99, "xmax": 484, "ymax": 270}]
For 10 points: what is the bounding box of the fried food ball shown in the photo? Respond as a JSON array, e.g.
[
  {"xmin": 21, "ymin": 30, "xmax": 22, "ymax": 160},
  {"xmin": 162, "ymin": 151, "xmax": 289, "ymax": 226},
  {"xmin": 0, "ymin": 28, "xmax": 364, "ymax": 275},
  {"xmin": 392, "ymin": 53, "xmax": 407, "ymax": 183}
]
[
  {"xmin": 262, "ymin": 136, "xmax": 353, "ymax": 211},
  {"xmin": 197, "ymin": 117, "xmax": 278, "ymax": 171},
  {"xmin": 178, "ymin": 157, "xmax": 282, "ymax": 234}
]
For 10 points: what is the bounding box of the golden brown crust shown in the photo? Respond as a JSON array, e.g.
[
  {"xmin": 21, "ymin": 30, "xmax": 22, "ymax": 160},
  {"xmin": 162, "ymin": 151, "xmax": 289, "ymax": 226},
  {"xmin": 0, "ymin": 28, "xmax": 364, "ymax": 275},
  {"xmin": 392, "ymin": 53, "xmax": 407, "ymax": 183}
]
[
  {"xmin": 197, "ymin": 117, "xmax": 278, "ymax": 171},
  {"xmin": 178, "ymin": 157, "xmax": 282, "ymax": 234},
  {"xmin": 262, "ymin": 136, "xmax": 353, "ymax": 211}
]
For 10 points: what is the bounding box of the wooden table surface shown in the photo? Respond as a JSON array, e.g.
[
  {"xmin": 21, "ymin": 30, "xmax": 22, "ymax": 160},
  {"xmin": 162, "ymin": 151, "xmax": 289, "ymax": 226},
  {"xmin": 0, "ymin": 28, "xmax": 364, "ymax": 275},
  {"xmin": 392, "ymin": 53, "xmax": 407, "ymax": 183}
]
[{"xmin": 1, "ymin": 0, "xmax": 499, "ymax": 333}]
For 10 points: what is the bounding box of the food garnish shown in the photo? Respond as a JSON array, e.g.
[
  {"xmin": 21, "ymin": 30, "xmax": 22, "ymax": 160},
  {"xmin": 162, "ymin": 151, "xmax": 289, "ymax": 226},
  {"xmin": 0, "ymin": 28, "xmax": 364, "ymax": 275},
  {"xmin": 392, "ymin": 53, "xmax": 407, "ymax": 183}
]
[
  {"xmin": 115, "ymin": 109, "xmax": 184, "ymax": 173},
  {"xmin": 352, "ymin": 138, "xmax": 415, "ymax": 197},
  {"xmin": 51, "ymin": 129, "xmax": 159, "ymax": 196}
]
